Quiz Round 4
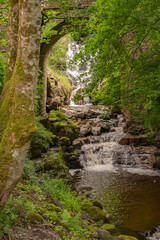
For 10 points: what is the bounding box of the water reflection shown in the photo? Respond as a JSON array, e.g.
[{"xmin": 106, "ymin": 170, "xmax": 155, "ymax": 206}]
[{"xmin": 74, "ymin": 167, "xmax": 160, "ymax": 237}]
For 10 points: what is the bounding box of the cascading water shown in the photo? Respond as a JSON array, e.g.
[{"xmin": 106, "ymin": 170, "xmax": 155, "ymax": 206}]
[
  {"xmin": 74, "ymin": 114, "xmax": 142, "ymax": 168},
  {"xmin": 66, "ymin": 42, "xmax": 92, "ymax": 106},
  {"xmin": 66, "ymin": 106, "xmax": 160, "ymax": 240}
]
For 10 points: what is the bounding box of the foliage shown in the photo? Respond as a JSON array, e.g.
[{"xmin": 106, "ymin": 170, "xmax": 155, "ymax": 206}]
[
  {"xmin": 0, "ymin": 197, "xmax": 18, "ymax": 237},
  {"xmin": 34, "ymin": 69, "xmax": 44, "ymax": 113},
  {"xmin": 42, "ymin": 176, "xmax": 81, "ymax": 212},
  {"xmin": 71, "ymin": 0, "xmax": 160, "ymax": 131},
  {"xmin": 62, "ymin": 209, "xmax": 84, "ymax": 234},
  {"xmin": 47, "ymin": 34, "xmax": 73, "ymax": 71},
  {"xmin": 31, "ymin": 119, "xmax": 54, "ymax": 146}
]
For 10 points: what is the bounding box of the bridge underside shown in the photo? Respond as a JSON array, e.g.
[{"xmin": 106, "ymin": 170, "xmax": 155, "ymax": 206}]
[{"xmin": 43, "ymin": 0, "xmax": 96, "ymax": 10}]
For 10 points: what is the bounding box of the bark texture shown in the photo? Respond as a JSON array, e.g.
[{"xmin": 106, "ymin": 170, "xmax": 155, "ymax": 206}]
[{"xmin": 0, "ymin": 0, "xmax": 41, "ymax": 210}]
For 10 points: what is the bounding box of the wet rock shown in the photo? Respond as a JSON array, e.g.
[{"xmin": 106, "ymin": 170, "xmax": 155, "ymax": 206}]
[
  {"xmin": 96, "ymin": 120, "xmax": 110, "ymax": 132},
  {"xmin": 80, "ymin": 126, "xmax": 91, "ymax": 136},
  {"xmin": 92, "ymin": 200, "xmax": 103, "ymax": 210},
  {"xmin": 73, "ymin": 139, "xmax": 83, "ymax": 149},
  {"xmin": 104, "ymin": 214, "xmax": 111, "ymax": 223},
  {"xmin": 83, "ymin": 138, "xmax": 91, "ymax": 144},
  {"xmin": 97, "ymin": 229, "xmax": 113, "ymax": 240},
  {"xmin": 92, "ymin": 126, "xmax": 101, "ymax": 136},
  {"xmin": 67, "ymin": 160, "xmax": 82, "ymax": 169},
  {"xmin": 76, "ymin": 112, "xmax": 87, "ymax": 119},
  {"xmin": 79, "ymin": 186, "xmax": 93, "ymax": 191},
  {"xmin": 119, "ymin": 136, "xmax": 148, "ymax": 146}
]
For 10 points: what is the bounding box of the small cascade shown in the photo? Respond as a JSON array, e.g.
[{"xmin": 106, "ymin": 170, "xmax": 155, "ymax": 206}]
[
  {"xmin": 77, "ymin": 115, "xmax": 142, "ymax": 168},
  {"xmin": 66, "ymin": 42, "xmax": 92, "ymax": 106}
]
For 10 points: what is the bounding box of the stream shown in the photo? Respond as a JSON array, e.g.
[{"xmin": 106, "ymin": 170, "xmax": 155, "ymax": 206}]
[
  {"xmin": 65, "ymin": 105, "xmax": 160, "ymax": 240},
  {"xmin": 65, "ymin": 42, "xmax": 160, "ymax": 240}
]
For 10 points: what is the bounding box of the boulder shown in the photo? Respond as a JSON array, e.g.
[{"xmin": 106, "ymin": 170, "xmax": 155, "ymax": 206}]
[
  {"xmin": 44, "ymin": 110, "xmax": 80, "ymax": 142},
  {"xmin": 91, "ymin": 126, "xmax": 101, "ymax": 136},
  {"xmin": 101, "ymin": 224, "xmax": 116, "ymax": 234},
  {"xmin": 96, "ymin": 120, "xmax": 110, "ymax": 132},
  {"xmin": 80, "ymin": 126, "xmax": 91, "ymax": 136},
  {"xmin": 97, "ymin": 229, "xmax": 113, "ymax": 240}
]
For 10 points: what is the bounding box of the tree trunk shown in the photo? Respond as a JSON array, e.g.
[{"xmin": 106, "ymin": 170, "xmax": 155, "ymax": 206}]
[{"xmin": 0, "ymin": 0, "xmax": 41, "ymax": 210}]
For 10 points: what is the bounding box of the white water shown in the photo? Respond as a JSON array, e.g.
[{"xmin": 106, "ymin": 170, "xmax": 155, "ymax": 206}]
[{"xmin": 66, "ymin": 42, "xmax": 92, "ymax": 106}]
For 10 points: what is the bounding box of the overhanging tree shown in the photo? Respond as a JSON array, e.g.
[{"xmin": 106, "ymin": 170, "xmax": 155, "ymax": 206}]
[{"xmin": 0, "ymin": 0, "xmax": 41, "ymax": 210}]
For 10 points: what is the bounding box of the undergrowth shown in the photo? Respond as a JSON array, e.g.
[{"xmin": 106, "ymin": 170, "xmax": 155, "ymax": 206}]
[{"xmin": 0, "ymin": 157, "xmax": 88, "ymax": 239}]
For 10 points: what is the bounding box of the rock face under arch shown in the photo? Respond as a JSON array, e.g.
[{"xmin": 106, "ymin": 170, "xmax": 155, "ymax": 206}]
[{"xmin": 47, "ymin": 72, "xmax": 71, "ymax": 110}]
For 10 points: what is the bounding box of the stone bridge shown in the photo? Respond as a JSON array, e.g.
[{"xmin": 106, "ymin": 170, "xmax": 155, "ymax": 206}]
[
  {"xmin": 40, "ymin": 0, "xmax": 96, "ymax": 115},
  {"xmin": 42, "ymin": 0, "xmax": 95, "ymax": 10}
]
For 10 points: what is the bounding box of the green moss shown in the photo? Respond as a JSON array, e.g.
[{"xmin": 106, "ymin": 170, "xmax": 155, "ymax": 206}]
[
  {"xmin": 45, "ymin": 211, "xmax": 59, "ymax": 224},
  {"xmin": 59, "ymin": 137, "xmax": 71, "ymax": 146},
  {"xmin": 27, "ymin": 213, "xmax": 43, "ymax": 224},
  {"xmin": 0, "ymin": 57, "xmax": 37, "ymax": 193},
  {"xmin": 116, "ymin": 236, "xmax": 138, "ymax": 240},
  {"xmin": 45, "ymin": 203, "xmax": 62, "ymax": 213},
  {"xmin": 45, "ymin": 110, "xmax": 79, "ymax": 142},
  {"xmin": 101, "ymin": 224, "xmax": 116, "ymax": 231},
  {"xmin": 81, "ymin": 199, "xmax": 106, "ymax": 223}
]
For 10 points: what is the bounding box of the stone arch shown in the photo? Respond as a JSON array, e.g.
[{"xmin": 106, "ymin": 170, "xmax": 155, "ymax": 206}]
[
  {"xmin": 39, "ymin": 20, "xmax": 68, "ymax": 115},
  {"xmin": 39, "ymin": 0, "xmax": 96, "ymax": 115}
]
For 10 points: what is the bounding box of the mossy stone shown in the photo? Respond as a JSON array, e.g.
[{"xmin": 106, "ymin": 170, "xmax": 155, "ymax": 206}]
[
  {"xmin": 27, "ymin": 213, "xmax": 43, "ymax": 224},
  {"xmin": 82, "ymin": 199, "xmax": 106, "ymax": 223},
  {"xmin": 101, "ymin": 224, "xmax": 116, "ymax": 230},
  {"xmin": 45, "ymin": 110, "xmax": 80, "ymax": 142},
  {"xmin": 101, "ymin": 224, "xmax": 116, "ymax": 234},
  {"xmin": 116, "ymin": 236, "xmax": 138, "ymax": 240}
]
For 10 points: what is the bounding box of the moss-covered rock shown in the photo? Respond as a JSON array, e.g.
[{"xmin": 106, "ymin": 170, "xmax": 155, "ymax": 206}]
[
  {"xmin": 101, "ymin": 224, "xmax": 116, "ymax": 231},
  {"xmin": 59, "ymin": 137, "xmax": 71, "ymax": 147},
  {"xmin": 116, "ymin": 236, "xmax": 138, "ymax": 240},
  {"xmin": 97, "ymin": 228, "xmax": 113, "ymax": 240},
  {"xmin": 82, "ymin": 199, "xmax": 106, "ymax": 223},
  {"xmin": 27, "ymin": 212, "xmax": 43, "ymax": 224},
  {"xmin": 101, "ymin": 224, "xmax": 116, "ymax": 234},
  {"xmin": 36, "ymin": 152, "xmax": 69, "ymax": 179},
  {"xmin": 44, "ymin": 110, "xmax": 80, "ymax": 142}
]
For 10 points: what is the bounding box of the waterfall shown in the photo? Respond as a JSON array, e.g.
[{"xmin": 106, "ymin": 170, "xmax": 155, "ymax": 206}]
[
  {"xmin": 71, "ymin": 112, "xmax": 143, "ymax": 169},
  {"xmin": 66, "ymin": 42, "xmax": 92, "ymax": 106}
]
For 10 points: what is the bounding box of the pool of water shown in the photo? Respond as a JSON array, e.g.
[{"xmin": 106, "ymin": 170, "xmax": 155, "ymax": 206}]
[{"xmin": 74, "ymin": 166, "xmax": 160, "ymax": 239}]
